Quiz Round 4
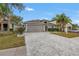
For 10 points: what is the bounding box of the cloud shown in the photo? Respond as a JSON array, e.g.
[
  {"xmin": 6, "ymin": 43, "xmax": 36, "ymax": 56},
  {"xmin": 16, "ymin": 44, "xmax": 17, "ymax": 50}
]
[
  {"xmin": 74, "ymin": 20, "xmax": 79, "ymax": 23},
  {"xmin": 25, "ymin": 7, "xmax": 34, "ymax": 11}
]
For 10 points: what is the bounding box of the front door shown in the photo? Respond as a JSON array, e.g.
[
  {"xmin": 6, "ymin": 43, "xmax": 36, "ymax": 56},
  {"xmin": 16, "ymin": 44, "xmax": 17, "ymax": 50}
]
[{"xmin": 3, "ymin": 24, "xmax": 8, "ymax": 31}]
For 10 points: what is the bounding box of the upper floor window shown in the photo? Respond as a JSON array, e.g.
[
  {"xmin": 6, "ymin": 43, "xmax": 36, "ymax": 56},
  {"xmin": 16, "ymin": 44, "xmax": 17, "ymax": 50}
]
[{"xmin": 3, "ymin": 17, "xmax": 8, "ymax": 21}]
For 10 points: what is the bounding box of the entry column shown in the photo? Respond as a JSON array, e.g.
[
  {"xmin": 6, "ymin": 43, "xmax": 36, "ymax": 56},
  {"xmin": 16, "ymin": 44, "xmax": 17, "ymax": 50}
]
[{"xmin": 1, "ymin": 22, "xmax": 3, "ymax": 31}]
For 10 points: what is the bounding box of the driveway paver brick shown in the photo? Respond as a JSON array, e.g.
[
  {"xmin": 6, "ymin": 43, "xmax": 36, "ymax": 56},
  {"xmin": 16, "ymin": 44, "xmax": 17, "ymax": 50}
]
[{"xmin": 25, "ymin": 32, "xmax": 79, "ymax": 56}]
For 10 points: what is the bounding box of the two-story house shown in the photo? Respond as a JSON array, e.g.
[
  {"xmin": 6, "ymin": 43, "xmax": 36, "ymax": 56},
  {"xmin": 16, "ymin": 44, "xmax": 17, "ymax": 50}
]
[{"xmin": 0, "ymin": 16, "xmax": 14, "ymax": 32}]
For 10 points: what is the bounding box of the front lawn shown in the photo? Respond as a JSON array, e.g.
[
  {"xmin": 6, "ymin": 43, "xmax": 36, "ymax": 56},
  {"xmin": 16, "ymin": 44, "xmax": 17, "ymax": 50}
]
[
  {"xmin": 0, "ymin": 32, "xmax": 25, "ymax": 50},
  {"xmin": 52, "ymin": 32, "xmax": 79, "ymax": 38}
]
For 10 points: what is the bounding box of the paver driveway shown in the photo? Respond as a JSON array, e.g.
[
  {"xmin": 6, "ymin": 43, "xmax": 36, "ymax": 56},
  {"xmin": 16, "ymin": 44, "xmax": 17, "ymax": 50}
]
[{"xmin": 25, "ymin": 32, "xmax": 79, "ymax": 56}]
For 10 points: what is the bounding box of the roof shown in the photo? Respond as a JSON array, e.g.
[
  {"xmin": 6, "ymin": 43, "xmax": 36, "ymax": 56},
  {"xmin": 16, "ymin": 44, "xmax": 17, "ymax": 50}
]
[
  {"xmin": 24, "ymin": 19, "xmax": 57, "ymax": 26},
  {"xmin": 27, "ymin": 22, "xmax": 46, "ymax": 26},
  {"xmin": 24, "ymin": 19, "xmax": 48, "ymax": 26},
  {"xmin": 24, "ymin": 19, "xmax": 48, "ymax": 24}
]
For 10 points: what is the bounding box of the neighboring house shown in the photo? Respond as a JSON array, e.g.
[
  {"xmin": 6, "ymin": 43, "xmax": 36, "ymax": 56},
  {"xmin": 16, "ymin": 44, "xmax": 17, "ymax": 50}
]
[{"xmin": 0, "ymin": 17, "xmax": 15, "ymax": 32}]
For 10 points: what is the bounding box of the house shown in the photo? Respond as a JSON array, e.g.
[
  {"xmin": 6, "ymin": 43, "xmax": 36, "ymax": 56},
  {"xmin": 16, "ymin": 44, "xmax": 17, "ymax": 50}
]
[
  {"xmin": 24, "ymin": 20, "xmax": 56, "ymax": 32},
  {"xmin": 0, "ymin": 16, "xmax": 15, "ymax": 32},
  {"xmin": 24, "ymin": 20, "xmax": 48, "ymax": 32},
  {"xmin": 24, "ymin": 19, "xmax": 72, "ymax": 32}
]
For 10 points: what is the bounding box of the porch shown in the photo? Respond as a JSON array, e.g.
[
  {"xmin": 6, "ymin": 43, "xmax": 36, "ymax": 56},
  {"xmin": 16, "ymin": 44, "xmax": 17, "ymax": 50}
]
[{"xmin": 0, "ymin": 23, "xmax": 9, "ymax": 31}]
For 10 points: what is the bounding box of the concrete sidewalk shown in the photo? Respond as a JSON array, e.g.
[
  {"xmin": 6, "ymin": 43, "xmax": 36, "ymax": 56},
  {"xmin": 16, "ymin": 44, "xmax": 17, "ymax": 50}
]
[{"xmin": 0, "ymin": 46, "xmax": 26, "ymax": 56}]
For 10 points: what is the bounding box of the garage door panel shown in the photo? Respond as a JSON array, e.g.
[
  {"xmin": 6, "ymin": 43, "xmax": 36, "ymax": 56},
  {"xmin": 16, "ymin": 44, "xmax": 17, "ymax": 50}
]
[{"xmin": 27, "ymin": 25, "xmax": 45, "ymax": 32}]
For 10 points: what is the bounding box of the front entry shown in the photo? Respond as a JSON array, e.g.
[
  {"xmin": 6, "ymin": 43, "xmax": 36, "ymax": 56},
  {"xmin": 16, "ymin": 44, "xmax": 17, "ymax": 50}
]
[
  {"xmin": 3, "ymin": 24, "xmax": 8, "ymax": 31},
  {"xmin": 45, "ymin": 25, "xmax": 48, "ymax": 31}
]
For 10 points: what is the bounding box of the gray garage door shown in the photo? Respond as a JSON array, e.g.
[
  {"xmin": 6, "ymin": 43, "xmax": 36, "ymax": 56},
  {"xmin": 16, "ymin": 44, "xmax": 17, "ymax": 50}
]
[{"xmin": 27, "ymin": 25, "xmax": 45, "ymax": 32}]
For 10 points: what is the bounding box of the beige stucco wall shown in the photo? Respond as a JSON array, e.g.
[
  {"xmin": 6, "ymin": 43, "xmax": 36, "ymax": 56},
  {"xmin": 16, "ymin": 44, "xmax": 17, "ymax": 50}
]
[{"xmin": 49, "ymin": 21, "xmax": 56, "ymax": 25}]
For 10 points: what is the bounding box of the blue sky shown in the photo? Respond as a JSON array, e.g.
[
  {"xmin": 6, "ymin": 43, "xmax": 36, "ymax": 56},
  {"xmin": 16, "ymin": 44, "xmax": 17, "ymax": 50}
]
[{"xmin": 13, "ymin": 3, "xmax": 79, "ymax": 25}]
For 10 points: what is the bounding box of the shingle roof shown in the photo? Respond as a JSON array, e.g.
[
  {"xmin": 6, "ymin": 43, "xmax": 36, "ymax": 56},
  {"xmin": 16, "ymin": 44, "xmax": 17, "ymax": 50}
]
[
  {"xmin": 27, "ymin": 22, "xmax": 46, "ymax": 26},
  {"xmin": 24, "ymin": 19, "xmax": 48, "ymax": 23}
]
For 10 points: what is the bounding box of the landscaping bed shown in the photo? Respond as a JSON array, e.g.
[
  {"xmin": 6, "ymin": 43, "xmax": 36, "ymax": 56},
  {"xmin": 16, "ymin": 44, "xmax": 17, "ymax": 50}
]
[
  {"xmin": 0, "ymin": 32, "xmax": 25, "ymax": 50},
  {"xmin": 52, "ymin": 32, "xmax": 79, "ymax": 38}
]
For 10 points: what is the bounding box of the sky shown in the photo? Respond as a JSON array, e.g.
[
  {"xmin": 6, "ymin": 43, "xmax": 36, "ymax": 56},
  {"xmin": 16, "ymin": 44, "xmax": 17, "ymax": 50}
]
[{"xmin": 13, "ymin": 3, "xmax": 79, "ymax": 25}]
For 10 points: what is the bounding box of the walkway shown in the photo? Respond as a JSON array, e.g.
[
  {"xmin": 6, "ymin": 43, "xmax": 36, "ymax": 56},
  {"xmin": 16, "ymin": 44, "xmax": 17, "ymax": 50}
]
[{"xmin": 0, "ymin": 46, "xmax": 26, "ymax": 56}]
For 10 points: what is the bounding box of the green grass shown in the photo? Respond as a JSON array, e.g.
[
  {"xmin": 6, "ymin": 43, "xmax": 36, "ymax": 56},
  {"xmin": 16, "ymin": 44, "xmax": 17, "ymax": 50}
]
[
  {"xmin": 0, "ymin": 32, "xmax": 25, "ymax": 50},
  {"xmin": 52, "ymin": 32, "xmax": 79, "ymax": 38}
]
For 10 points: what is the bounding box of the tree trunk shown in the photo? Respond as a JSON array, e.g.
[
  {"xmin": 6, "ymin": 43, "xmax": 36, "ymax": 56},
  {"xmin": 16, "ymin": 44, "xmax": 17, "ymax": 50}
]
[
  {"xmin": 64, "ymin": 24, "xmax": 68, "ymax": 34},
  {"xmin": 60, "ymin": 24, "xmax": 63, "ymax": 32}
]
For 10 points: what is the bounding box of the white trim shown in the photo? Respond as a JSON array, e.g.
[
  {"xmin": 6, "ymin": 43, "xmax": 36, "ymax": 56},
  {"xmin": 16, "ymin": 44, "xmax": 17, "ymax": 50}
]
[{"xmin": 25, "ymin": 24, "xmax": 27, "ymax": 32}]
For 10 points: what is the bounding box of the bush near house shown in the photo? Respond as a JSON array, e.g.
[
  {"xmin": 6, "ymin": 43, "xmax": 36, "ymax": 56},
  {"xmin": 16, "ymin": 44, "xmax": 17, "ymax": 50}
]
[
  {"xmin": 16, "ymin": 27, "xmax": 25, "ymax": 34},
  {"xmin": 48, "ymin": 28, "xmax": 59, "ymax": 32}
]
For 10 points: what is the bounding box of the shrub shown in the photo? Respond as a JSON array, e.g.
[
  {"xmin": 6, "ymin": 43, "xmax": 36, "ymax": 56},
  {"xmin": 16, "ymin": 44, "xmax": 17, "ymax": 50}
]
[
  {"xmin": 16, "ymin": 27, "xmax": 25, "ymax": 34},
  {"xmin": 48, "ymin": 28, "xmax": 59, "ymax": 32},
  {"xmin": 10, "ymin": 29, "xmax": 13, "ymax": 32}
]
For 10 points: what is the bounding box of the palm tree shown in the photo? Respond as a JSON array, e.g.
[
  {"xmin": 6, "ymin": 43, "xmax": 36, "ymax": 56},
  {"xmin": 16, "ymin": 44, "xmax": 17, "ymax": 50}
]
[
  {"xmin": 0, "ymin": 3, "xmax": 25, "ymax": 13},
  {"xmin": 0, "ymin": 3, "xmax": 25, "ymax": 21},
  {"xmin": 52, "ymin": 13, "xmax": 72, "ymax": 33},
  {"xmin": 11, "ymin": 15, "xmax": 23, "ymax": 25}
]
